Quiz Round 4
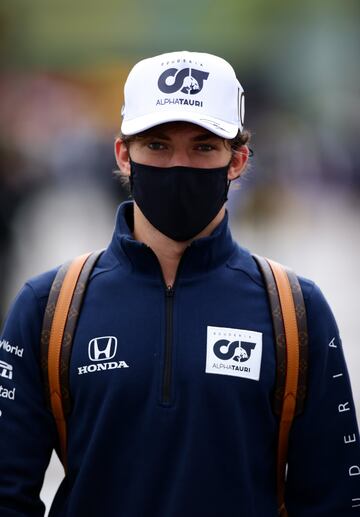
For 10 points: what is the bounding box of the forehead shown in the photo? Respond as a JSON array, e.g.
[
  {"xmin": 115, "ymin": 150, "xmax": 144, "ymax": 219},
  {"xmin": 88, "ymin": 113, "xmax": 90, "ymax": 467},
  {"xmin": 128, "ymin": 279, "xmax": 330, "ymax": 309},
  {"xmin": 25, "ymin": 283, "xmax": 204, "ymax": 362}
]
[{"xmin": 135, "ymin": 122, "xmax": 223, "ymax": 140}]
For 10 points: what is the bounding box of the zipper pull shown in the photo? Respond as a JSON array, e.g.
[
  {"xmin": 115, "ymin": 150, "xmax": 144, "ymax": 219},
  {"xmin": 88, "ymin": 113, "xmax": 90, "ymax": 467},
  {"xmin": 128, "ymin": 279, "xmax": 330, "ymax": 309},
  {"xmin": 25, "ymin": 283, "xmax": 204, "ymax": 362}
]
[{"xmin": 166, "ymin": 285, "xmax": 174, "ymax": 296}]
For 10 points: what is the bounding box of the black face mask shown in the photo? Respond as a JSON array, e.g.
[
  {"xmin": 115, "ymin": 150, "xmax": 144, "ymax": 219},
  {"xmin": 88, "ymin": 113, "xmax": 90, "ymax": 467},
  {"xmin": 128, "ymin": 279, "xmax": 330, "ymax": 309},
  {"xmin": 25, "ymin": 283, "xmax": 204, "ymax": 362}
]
[{"xmin": 129, "ymin": 159, "xmax": 231, "ymax": 242}]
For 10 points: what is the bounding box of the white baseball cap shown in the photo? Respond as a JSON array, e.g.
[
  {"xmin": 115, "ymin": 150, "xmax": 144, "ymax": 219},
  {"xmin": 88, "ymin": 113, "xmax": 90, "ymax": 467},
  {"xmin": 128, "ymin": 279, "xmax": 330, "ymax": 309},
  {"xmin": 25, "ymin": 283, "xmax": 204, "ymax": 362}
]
[{"xmin": 121, "ymin": 50, "xmax": 245, "ymax": 139}]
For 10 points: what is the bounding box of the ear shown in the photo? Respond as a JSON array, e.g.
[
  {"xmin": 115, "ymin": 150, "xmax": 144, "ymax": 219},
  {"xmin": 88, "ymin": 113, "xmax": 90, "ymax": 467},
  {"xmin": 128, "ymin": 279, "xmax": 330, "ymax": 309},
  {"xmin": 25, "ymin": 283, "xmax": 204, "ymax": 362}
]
[
  {"xmin": 227, "ymin": 145, "xmax": 250, "ymax": 181},
  {"xmin": 114, "ymin": 137, "xmax": 131, "ymax": 176}
]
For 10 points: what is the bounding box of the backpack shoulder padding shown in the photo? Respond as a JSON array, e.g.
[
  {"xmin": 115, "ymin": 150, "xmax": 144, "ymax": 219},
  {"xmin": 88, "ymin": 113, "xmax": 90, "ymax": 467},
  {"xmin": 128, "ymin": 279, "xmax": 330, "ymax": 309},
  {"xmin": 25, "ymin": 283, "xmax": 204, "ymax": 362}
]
[
  {"xmin": 252, "ymin": 254, "xmax": 308, "ymax": 517},
  {"xmin": 41, "ymin": 249, "xmax": 104, "ymax": 469}
]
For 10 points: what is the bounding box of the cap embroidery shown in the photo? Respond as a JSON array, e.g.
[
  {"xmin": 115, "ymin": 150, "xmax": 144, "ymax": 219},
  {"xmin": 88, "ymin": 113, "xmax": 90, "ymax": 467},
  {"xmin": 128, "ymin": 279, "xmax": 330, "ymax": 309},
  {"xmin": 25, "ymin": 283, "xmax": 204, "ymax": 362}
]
[{"xmin": 158, "ymin": 67, "xmax": 209, "ymax": 95}]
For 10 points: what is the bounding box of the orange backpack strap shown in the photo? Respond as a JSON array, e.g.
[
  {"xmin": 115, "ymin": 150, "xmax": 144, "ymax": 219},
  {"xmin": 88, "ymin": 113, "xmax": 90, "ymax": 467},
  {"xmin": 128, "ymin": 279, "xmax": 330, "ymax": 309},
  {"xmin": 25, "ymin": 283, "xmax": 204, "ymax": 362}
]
[
  {"xmin": 41, "ymin": 250, "xmax": 103, "ymax": 469},
  {"xmin": 253, "ymin": 255, "xmax": 308, "ymax": 516}
]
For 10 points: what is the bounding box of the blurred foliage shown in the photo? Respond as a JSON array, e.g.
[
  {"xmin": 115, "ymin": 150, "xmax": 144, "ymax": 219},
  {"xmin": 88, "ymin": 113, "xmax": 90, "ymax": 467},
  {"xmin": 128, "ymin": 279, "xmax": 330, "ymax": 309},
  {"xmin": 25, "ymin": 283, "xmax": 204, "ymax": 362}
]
[
  {"xmin": 0, "ymin": 0, "xmax": 359, "ymax": 188},
  {"xmin": 1, "ymin": 0, "xmax": 358, "ymax": 71}
]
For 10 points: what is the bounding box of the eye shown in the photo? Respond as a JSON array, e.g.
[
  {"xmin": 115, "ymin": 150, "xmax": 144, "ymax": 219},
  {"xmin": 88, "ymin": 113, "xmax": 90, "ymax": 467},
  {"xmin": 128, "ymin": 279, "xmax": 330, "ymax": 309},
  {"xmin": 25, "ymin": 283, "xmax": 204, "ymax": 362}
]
[
  {"xmin": 147, "ymin": 141, "xmax": 167, "ymax": 151},
  {"xmin": 196, "ymin": 143, "xmax": 216, "ymax": 152}
]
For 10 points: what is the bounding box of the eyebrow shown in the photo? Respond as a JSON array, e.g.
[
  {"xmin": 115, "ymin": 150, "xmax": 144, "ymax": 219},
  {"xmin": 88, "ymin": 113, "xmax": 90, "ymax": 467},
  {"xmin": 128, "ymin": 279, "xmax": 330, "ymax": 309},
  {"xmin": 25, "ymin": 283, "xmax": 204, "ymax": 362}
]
[
  {"xmin": 143, "ymin": 131, "xmax": 220, "ymax": 142},
  {"xmin": 192, "ymin": 133, "xmax": 220, "ymax": 142}
]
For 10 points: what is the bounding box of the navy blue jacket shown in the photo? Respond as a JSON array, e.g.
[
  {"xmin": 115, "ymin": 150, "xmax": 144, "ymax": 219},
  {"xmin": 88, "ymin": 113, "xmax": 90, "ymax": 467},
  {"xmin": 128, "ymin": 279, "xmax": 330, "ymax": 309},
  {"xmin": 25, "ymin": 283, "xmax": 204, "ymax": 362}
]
[{"xmin": 1, "ymin": 201, "xmax": 359, "ymax": 516}]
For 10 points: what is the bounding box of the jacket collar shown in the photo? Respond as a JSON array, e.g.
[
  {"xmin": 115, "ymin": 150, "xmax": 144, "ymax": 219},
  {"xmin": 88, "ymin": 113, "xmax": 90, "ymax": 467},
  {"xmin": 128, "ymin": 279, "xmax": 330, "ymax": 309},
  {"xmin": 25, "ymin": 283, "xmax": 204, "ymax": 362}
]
[{"xmin": 108, "ymin": 201, "xmax": 238, "ymax": 280}]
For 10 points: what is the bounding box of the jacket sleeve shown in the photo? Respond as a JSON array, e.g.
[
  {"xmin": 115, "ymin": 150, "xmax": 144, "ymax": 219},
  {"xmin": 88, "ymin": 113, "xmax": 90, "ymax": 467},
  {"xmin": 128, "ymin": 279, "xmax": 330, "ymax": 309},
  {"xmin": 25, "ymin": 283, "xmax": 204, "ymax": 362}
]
[
  {"xmin": 285, "ymin": 283, "xmax": 360, "ymax": 516},
  {"xmin": 0, "ymin": 283, "xmax": 58, "ymax": 516}
]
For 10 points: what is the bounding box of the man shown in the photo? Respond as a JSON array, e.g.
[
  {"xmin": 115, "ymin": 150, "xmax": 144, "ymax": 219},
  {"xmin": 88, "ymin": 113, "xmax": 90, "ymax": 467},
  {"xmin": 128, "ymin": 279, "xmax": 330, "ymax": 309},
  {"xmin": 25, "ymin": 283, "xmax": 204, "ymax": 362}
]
[{"xmin": 0, "ymin": 51, "xmax": 359, "ymax": 516}]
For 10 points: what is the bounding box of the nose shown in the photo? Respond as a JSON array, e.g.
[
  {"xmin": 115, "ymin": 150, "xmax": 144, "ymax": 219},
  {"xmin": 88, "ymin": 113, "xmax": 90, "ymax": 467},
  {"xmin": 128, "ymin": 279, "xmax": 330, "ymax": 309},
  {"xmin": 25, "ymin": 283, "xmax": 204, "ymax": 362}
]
[{"xmin": 168, "ymin": 149, "xmax": 193, "ymax": 167}]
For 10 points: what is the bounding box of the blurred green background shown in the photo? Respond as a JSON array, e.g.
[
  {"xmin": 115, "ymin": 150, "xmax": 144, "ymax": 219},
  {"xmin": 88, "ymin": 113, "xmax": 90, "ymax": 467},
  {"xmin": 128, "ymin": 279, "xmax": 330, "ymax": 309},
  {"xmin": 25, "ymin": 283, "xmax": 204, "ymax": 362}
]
[{"xmin": 2, "ymin": 0, "xmax": 360, "ymax": 129}]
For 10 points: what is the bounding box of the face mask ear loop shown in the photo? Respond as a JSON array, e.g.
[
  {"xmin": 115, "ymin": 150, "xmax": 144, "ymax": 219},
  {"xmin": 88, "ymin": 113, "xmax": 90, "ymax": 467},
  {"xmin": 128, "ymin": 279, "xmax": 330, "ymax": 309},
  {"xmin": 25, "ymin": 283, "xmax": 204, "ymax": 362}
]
[
  {"xmin": 224, "ymin": 178, "xmax": 231, "ymax": 202},
  {"xmin": 224, "ymin": 158, "xmax": 232, "ymax": 201},
  {"xmin": 128, "ymin": 156, "xmax": 134, "ymax": 194}
]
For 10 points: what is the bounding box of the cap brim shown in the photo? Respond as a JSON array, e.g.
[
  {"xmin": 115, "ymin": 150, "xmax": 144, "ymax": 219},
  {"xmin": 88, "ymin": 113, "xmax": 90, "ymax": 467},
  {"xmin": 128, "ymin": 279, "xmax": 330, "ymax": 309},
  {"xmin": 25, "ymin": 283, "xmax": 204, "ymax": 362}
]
[{"xmin": 121, "ymin": 110, "xmax": 240, "ymax": 139}]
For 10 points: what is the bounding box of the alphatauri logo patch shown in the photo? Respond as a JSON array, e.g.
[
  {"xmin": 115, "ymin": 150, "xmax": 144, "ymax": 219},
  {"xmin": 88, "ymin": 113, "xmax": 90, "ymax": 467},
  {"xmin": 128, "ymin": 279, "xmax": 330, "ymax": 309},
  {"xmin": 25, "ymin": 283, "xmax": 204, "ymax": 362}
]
[
  {"xmin": 206, "ymin": 326, "xmax": 262, "ymax": 381},
  {"xmin": 158, "ymin": 67, "xmax": 209, "ymax": 95}
]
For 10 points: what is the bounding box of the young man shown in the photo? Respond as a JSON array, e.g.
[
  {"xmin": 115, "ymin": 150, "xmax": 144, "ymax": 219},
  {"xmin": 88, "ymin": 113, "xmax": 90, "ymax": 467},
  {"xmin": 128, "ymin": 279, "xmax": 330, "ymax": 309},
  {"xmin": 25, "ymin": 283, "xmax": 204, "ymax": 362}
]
[{"xmin": 0, "ymin": 51, "xmax": 359, "ymax": 516}]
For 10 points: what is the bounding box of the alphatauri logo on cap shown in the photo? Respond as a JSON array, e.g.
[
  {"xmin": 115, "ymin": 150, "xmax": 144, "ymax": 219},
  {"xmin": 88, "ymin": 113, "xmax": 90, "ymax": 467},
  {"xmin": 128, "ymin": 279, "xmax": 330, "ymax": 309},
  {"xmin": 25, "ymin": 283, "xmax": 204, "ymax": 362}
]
[{"xmin": 158, "ymin": 67, "xmax": 209, "ymax": 95}]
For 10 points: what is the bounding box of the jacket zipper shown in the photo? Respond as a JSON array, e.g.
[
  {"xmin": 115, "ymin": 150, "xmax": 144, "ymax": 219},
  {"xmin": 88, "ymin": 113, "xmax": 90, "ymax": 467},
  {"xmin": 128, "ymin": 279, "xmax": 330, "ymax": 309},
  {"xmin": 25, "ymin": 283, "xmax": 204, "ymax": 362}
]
[
  {"xmin": 162, "ymin": 285, "xmax": 174, "ymax": 405},
  {"xmin": 160, "ymin": 248, "xmax": 189, "ymax": 406}
]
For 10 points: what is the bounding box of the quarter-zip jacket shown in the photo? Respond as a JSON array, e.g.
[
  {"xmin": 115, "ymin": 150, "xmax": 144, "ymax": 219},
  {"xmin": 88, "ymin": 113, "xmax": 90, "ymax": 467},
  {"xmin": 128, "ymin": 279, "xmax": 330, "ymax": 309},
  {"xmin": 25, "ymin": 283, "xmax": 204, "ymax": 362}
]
[{"xmin": 0, "ymin": 201, "xmax": 359, "ymax": 516}]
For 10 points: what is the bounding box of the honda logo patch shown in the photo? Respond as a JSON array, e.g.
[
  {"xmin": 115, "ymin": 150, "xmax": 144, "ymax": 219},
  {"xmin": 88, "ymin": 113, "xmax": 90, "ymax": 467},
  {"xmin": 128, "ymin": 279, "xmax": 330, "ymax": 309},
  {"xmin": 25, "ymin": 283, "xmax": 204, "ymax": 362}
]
[{"xmin": 88, "ymin": 336, "xmax": 117, "ymax": 362}]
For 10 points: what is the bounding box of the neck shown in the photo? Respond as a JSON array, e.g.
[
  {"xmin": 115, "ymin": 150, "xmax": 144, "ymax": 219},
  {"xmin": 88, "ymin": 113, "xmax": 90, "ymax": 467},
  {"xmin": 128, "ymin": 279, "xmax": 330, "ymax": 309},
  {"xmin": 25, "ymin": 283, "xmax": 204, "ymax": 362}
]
[{"xmin": 132, "ymin": 203, "xmax": 225, "ymax": 287}]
